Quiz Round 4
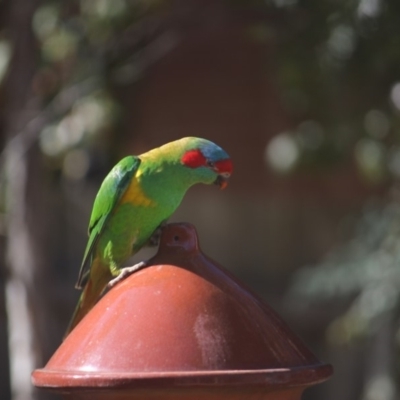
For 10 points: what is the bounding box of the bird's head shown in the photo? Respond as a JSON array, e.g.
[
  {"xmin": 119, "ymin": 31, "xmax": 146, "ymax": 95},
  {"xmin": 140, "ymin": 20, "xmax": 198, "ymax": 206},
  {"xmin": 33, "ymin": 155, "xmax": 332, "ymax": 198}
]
[{"xmin": 180, "ymin": 137, "xmax": 233, "ymax": 189}]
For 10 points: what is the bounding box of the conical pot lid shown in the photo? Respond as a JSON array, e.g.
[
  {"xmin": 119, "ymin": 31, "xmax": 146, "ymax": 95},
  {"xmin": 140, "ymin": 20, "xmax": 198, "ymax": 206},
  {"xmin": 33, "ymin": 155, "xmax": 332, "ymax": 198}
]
[{"xmin": 32, "ymin": 223, "xmax": 332, "ymax": 391}]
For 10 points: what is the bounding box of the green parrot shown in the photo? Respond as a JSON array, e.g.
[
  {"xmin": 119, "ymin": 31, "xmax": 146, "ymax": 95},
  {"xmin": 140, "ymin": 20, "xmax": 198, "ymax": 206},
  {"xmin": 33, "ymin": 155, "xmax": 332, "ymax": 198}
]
[{"xmin": 66, "ymin": 137, "xmax": 232, "ymax": 336}]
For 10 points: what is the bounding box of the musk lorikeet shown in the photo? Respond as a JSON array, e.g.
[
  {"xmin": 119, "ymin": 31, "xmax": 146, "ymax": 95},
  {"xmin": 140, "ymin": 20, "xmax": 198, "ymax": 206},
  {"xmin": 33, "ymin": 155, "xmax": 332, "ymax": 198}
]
[{"xmin": 65, "ymin": 137, "xmax": 233, "ymax": 336}]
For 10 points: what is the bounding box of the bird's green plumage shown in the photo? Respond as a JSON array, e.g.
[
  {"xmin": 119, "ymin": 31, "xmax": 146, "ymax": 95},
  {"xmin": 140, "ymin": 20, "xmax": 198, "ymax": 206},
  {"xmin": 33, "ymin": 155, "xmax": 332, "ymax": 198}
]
[
  {"xmin": 76, "ymin": 156, "xmax": 141, "ymax": 288},
  {"xmin": 66, "ymin": 137, "xmax": 231, "ymax": 336}
]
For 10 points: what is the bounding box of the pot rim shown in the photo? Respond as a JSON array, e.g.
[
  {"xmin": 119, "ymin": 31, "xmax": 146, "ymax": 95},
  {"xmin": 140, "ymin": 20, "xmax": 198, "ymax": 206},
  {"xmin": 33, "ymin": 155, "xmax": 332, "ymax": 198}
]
[{"xmin": 32, "ymin": 363, "xmax": 333, "ymax": 390}]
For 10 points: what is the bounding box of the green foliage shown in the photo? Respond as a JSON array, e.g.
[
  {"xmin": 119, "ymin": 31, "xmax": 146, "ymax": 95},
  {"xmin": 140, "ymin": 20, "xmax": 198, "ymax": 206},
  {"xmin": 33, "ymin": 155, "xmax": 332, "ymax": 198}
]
[
  {"xmin": 3, "ymin": 0, "xmax": 400, "ymax": 183},
  {"xmin": 291, "ymin": 199, "xmax": 400, "ymax": 344},
  {"xmin": 27, "ymin": 0, "xmax": 167, "ymax": 180},
  {"xmin": 254, "ymin": 0, "xmax": 400, "ymax": 182}
]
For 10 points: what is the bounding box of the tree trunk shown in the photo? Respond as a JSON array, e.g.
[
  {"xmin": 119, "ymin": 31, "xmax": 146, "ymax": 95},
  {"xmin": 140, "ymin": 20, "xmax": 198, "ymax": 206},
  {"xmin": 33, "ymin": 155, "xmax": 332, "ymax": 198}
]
[{"xmin": 2, "ymin": 0, "xmax": 56, "ymax": 399}]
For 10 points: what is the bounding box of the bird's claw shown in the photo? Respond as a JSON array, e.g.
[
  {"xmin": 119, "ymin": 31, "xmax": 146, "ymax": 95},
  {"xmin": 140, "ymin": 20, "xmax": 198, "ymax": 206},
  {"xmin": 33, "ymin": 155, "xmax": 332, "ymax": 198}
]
[
  {"xmin": 107, "ymin": 261, "xmax": 147, "ymax": 289},
  {"xmin": 148, "ymin": 221, "xmax": 168, "ymax": 247}
]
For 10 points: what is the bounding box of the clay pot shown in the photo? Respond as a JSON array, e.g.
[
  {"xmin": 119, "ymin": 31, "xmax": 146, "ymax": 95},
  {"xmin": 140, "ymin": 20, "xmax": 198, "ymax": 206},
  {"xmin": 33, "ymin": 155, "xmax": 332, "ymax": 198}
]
[{"xmin": 32, "ymin": 223, "xmax": 332, "ymax": 399}]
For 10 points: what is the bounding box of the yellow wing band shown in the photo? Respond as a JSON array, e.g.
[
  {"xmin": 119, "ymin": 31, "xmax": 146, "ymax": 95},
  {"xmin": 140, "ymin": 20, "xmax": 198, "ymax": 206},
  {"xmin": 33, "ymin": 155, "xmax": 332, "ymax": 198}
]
[{"xmin": 119, "ymin": 175, "xmax": 156, "ymax": 208}]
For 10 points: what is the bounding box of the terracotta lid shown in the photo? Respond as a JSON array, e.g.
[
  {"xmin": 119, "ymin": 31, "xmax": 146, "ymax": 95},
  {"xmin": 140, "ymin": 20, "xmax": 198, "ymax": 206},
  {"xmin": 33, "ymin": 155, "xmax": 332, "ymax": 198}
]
[{"xmin": 32, "ymin": 223, "xmax": 332, "ymax": 396}]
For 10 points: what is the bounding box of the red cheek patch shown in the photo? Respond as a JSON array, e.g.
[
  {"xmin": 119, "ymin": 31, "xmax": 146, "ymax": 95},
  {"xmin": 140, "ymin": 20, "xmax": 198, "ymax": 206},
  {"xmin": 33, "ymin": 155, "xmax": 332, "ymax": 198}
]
[
  {"xmin": 181, "ymin": 149, "xmax": 207, "ymax": 168},
  {"xmin": 215, "ymin": 159, "xmax": 233, "ymax": 174}
]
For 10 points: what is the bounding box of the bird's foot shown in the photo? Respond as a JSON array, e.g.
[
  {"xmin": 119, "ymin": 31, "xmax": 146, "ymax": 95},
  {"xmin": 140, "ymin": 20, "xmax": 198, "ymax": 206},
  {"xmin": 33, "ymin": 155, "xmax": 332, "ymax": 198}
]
[
  {"xmin": 148, "ymin": 221, "xmax": 168, "ymax": 247},
  {"xmin": 107, "ymin": 261, "xmax": 147, "ymax": 289}
]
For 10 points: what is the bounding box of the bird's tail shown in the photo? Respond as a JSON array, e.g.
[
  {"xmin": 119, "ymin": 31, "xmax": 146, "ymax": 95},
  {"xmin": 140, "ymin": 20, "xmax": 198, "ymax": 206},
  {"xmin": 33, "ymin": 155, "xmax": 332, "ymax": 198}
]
[{"xmin": 64, "ymin": 259, "xmax": 112, "ymax": 339}]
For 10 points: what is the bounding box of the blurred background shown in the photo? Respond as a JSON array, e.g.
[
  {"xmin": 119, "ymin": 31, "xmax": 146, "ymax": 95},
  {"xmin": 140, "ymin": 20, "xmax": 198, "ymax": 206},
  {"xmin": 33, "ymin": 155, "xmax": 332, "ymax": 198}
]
[{"xmin": 1, "ymin": 0, "xmax": 400, "ymax": 399}]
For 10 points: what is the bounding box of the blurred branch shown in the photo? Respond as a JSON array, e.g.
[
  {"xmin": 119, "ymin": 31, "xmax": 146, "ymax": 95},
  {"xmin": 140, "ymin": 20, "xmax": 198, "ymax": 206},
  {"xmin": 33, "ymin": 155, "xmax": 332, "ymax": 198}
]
[
  {"xmin": 103, "ymin": 13, "xmax": 171, "ymax": 62},
  {"xmin": 102, "ymin": 11, "xmax": 181, "ymax": 80},
  {"xmin": 0, "ymin": 77, "xmax": 99, "ymax": 171}
]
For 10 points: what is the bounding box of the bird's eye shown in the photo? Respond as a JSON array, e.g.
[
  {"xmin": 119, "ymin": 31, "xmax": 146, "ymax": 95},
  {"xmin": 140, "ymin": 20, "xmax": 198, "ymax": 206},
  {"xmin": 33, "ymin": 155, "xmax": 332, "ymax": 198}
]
[{"xmin": 207, "ymin": 161, "xmax": 215, "ymax": 168}]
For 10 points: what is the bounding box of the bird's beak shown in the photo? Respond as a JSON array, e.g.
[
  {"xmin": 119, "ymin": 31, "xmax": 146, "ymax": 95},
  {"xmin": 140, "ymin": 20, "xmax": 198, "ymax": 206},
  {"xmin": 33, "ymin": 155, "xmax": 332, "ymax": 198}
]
[{"xmin": 214, "ymin": 175, "xmax": 229, "ymax": 190}]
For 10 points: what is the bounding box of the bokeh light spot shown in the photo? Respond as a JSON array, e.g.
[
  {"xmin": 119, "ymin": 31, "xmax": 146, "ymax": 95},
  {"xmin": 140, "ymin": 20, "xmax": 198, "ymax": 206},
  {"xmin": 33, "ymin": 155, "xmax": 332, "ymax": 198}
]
[
  {"xmin": 364, "ymin": 110, "xmax": 390, "ymax": 139},
  {"xmin": 390, "ymin": 83, "xmax": 400, "ymax": 111},
  {"xmin": 63, "ymin": 149, "xmax": 90, "ymax": 180},
  {"xmin": 265, "ymin": 132, "xmax": 299, "ymax": 173}
]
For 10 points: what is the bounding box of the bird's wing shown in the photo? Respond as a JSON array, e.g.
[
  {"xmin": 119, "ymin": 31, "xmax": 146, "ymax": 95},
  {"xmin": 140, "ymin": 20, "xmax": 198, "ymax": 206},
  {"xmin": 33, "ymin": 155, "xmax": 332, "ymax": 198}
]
[{"xmin": 75, "ymin": 155, "xmax": 141, "ymax": 289}]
